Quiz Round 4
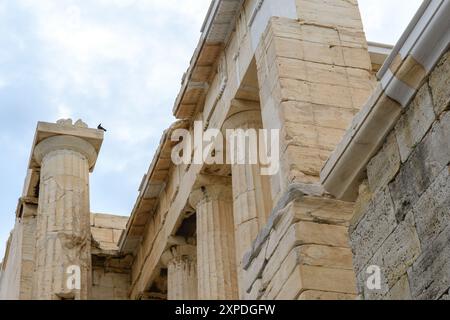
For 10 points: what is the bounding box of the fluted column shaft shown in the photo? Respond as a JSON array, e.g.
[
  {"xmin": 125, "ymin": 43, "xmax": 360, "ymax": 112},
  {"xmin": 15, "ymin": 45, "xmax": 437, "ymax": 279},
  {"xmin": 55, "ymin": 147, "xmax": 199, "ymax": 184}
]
[
  {"xmin": 163, "ymin": 245, "xmax": 198, "ymax": 300},
  {"xmin": 223, "ymin": 110, "xmax": 273, "ymax": 297},
  {"xmin": 190, "ymin": 182, "xmax": 238, "ymax": 300},
  {"xmin": 33, "ymin": 136, "xmax": 97, "ymax": 300}
]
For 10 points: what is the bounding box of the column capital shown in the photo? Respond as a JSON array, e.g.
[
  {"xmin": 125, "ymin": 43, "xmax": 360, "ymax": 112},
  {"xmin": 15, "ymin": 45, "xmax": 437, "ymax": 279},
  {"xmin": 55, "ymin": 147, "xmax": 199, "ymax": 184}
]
[
  {"xmin": 222, "ymin": 110, "xmax": 263, "ymax": 131},
  {"xmin": 161, "ymin": 245, "xmax": 196, "ymax": 267},
  {"xmin": 34, "ymin": 135, "xmax": 98, "ymax": 168},
  {"xmin": 29, "ymin": 119, "xmax": 104, "ymax": 172},
  {"xmin": 189, "ymin": 175, "xmax": 232, "ymax": 208}
]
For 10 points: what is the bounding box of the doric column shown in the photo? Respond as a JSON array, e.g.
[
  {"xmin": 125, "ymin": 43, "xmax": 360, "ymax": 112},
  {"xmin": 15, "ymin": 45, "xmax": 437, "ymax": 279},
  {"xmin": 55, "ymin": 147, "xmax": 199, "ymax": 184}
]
[
  {"xmin": 31, "ymin": 121, "xmax": 102, "ymax": 300},
  {"xmin": 189, "ymin": 178, "xmax": 238, "ymax": 300},
  {"xmin": 223, "ymin": 108, "xmax": 273, "ymax": 298},
  {"xmin": 162, "ymin": 245, "xmax": 197, "ymax": 300}
]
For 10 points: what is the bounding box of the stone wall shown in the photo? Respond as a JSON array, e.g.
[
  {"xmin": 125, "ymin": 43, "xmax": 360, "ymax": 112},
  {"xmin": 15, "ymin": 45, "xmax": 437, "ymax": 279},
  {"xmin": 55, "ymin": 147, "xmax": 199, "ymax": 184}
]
[
  {"xmin": 91, "ymin": 213, "xmax": 128, "ymax": 251},
  {"xmin": 255, "ymin": 0, "xmax": 376, "ymax": 203},
  {"xmin": 350, "ymin": 51, "xmax": 450, "ymax": 300},
  {"xmin": 91, "ymin": 268, "xmax": 130, "ymax": 300},
  {"xmin": 242, "ymin": 185, "xmax": 357, "ymax": 300},
  {"xmin": 0, "ymin": 203, "xmax": 37, "ymax": 300},
  {"xmin": 90, "ymin": 213, "xmax": 131, "ymax": 300}
]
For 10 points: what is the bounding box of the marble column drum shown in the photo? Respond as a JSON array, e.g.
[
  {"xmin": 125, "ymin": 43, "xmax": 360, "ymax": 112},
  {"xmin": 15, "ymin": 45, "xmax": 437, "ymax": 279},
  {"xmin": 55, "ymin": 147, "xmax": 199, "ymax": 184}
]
[
  {"xmin": 223, "ymin": 110, "xmax": 273, "ymax": 298},
  {"xmin": 33, "ymin": 135, "xmax": 98, "ymax": 300},
  {"xmin": 190, "ymin": 182, "xmax": 238, "ymax": 300},
  {"xmin": 162, "ymin": 245, "xmax": 198, "ymax": 300}
]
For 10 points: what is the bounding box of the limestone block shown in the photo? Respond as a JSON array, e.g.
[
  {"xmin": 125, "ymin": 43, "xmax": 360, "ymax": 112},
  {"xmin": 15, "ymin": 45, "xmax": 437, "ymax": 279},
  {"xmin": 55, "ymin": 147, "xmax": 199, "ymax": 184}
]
[
  {"xmin": 284, "ymin": 144, "xmax": 330, "ymax": 179},
  {"xmin": 244, "ymin": 279, "xmax": 263, "ymax": 300},
  {"xmin": 276, "ymin": 265, "xmax": 357, "ymax": 300},
  {"xmin": 281, "ymin": 102, "xmax": 356, "ymax": 130},
  {"xmin": 296, "ymin": 0, "xmax": 364, "ymax": 30},
  {"xmin": 389, "ymin": 112, "xmax": 450, "ymax": 220},
  {"xmin": 387, "ymin": 275, "xmax": 412, "ymax": 300},
  {"xmin": 395, "ymin": 83, "xmax": 436, "ymax": 162},
  {"xmin": 270, "ymin": 37, "xmax": 345, "ymax": 66},
  {"xmin": 243, "ymin": 242, "xmax": 268, "ymax": 294},
  {"xmin": 429, "ymin": 51, "xmax": 450, "ymax": 115},
  {"xmin": 376, "ymin": 213, "xmax": 421, "ymax": 290},
  {"xmin": 91, "ymin": 227, "xmax": 114, "ymax": 244},
  {"xmin": 266, "ymin": 197, "xmax": 353, "ymax": 260},
  {"xmin": 367, "ymin": 132, "xmax": 401, "ymax": 193},
  {"xmin": 93, "ymin": 214, "xmax": 128, "ymax": 230},
  {"xmin": 263, "ymin": 221, "xmax": 350, "ymax": 288},
  {"xmin": 342, "ymin": 46, "xmax": 372, "ymax": 70},
  {"xmin": 408, "ymin": 225, "xmax": 450, "ymax": 300},
  {"xmin": 350, "ymin": 188, "xmax": 397, "ymax": 273},
  {"xmin": 113, "ymin": 229, "xmax": 123, "ymax": 244},
  {"xmin": 412, "ymin": 166, "xmax": 450, "ymax": 249},
  {"xmin": 298, "ymin": 291, "xmax": 356, "ymax": 300},
  {"xmin": 349, "ymin": 180, "xmax": 372, "ymax": 233},
  {"xmin": 264, "ymin": 245, "xmax": 353, "ymax": 300},
  {"xmin": 283, "ymin": 123, "xmax": 346, "ymax": 152}
]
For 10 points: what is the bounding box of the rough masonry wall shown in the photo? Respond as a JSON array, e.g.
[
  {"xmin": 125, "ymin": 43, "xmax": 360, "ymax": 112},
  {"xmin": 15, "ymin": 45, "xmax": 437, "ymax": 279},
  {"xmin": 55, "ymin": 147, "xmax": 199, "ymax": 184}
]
[{"xmin": 350, "ymin": 51, "xmax": 450, "ymax": 300}]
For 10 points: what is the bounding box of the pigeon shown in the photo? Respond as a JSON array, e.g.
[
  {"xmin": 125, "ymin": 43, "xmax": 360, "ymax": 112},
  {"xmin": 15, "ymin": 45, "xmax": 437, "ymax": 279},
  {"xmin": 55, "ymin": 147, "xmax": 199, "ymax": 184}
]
[{"xmin": 97, "ymin": 124, "xmax": 107, "ymax": 132}]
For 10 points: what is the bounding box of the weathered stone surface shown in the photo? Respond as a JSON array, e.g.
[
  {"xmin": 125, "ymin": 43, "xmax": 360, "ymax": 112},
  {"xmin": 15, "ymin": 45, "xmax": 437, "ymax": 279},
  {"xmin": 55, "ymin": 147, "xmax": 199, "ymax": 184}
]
[
  {"xmin": 266, "ymin": 197, "xmax": 354, "ymax": 260},
  {"xmin": 93, "ymin": 214, "xmax": 128, "ymax": 231},
  {"xmin": 412, "ymin": 166, "xmax": 450, "ymax": 249},
  {"xmin": 355, "ymin": 213, "xmax": 421, "ymax": 300},
  {"xmin": 349, "ymin": 180, "xmax": 372, "ymax": 233},
  {"xmin": 190, "ymin": 184, "xmax": 239, "ymax": 300},
  {"xmin": 163, "ymin": 245, "xmax": 197, "ymax": 300},
  {"xmin": 395, "ymin": 83, "xmax": 436, "ymax": 163},
  {"xmin": 389, "ymin": 112, "xmax": 450, "ymax": 221},
  {"xmin": 350, "ymin": 188, "xmax": 397, "ymax": 273},
  {"xmin": 429, "ymin": 51, "xmax": 450, "ymax": 115},
  {"xmin": 263, "ymin": 244, "xmax": 353, "ymax": 300},
  {"xmin": 408, "ymin": 225, "xmax": 450, "ymax": 300},
  {"xmin": 244, "ymin": 279, "xmax": 263, "ymax": 300},
  {"xmin": 387, "ymin": 275, "xmax": 412, "ymax": 300},
  {"xmin": 276, "ymin": 265, "xmax": 357, "ymax": 300},
  {"xmin": 243, "ymin": 242, "xmax": 268, "ymax": 294},
  {"xmin": 298, "ymin": 290, "xmax": 356, "ymax": 300},
  {"xmin": 262, "ymin": 220, "xmax": 349, "ymax": 291},
  {"xmin": 367, "ymin": 132, "xmax": 401, "ymax": 192},
  {"xmin": 92, "ymin": 268, "xmax": 130, "ymax": 300},
  {"xmin": 375, "ymin": 213, "xmax": 421, "ymax": 289}
]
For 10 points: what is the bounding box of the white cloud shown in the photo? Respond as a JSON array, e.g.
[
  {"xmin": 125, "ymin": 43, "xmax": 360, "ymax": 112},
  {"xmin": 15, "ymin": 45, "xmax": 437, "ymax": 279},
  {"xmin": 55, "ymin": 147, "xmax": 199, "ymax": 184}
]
[
  {"xmin": 359, "ymin": 0, "xmax": 423, "ymax": 44},
  {"xmin": 0, "ymin": 76, "xmax": 8, "ymax": 89}
]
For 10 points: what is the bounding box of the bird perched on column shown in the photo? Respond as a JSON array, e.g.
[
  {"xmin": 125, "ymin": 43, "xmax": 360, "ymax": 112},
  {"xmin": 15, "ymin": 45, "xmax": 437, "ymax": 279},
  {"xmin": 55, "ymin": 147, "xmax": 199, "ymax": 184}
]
[{"xmin": 97, "ymin": 124, "xmax": 107, "ymax": 132}]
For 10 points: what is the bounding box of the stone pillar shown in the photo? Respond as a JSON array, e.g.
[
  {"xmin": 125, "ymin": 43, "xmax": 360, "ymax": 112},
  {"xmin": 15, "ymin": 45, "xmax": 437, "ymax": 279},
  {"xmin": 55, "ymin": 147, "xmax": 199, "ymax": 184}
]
[
  {"xmin": 223, "ymin": 109, "xmax": 273, "ymax": 297},
  {"xmin": 33, "ymin": 134, "xmax": 99, "ymax": 300},
  {"xmin": 189, "ymin": 179, "xmax": 238, "ymax": 300},
  {"xmin": 255, "ymin": 1, "xmax": 376, "ymax": 202},
  {"xmin": 162, "ymin": 245, "xmax": 198, "ymax": 300}
]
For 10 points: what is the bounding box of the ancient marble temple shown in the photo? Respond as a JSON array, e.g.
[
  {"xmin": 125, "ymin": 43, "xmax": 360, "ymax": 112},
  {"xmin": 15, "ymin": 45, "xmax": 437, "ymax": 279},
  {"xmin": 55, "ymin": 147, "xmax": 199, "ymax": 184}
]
[{"xmin": 1, "ymin": 0, "xmax": 449, "ymax": 300}]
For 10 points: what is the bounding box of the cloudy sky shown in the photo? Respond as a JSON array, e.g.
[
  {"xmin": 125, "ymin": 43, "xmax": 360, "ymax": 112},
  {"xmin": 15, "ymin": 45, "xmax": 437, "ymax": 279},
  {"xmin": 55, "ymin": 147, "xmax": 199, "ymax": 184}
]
[{"xmin": 0, "ymin": 0, "xmax": 422, "ymax": 258}]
